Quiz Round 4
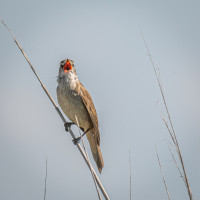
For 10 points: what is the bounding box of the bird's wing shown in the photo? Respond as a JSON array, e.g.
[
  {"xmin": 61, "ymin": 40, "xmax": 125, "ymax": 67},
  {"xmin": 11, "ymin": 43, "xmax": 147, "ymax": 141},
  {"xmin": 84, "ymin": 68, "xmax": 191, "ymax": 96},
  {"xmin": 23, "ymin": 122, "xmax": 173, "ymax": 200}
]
[{"xmin": 79, "ymin": 83, "xmax": 100, "ymax": 145}]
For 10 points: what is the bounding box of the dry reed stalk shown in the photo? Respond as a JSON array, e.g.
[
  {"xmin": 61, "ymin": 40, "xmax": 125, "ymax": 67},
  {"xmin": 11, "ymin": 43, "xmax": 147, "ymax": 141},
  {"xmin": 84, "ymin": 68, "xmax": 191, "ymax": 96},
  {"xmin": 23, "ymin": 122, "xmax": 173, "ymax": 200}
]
[
  {"xmin": 1, "ymin": 20, "xmax": 109, "ymax": 200},
  {"xmin": 75, "ymin": 115, "xmax": 102, "ymax": 200}
]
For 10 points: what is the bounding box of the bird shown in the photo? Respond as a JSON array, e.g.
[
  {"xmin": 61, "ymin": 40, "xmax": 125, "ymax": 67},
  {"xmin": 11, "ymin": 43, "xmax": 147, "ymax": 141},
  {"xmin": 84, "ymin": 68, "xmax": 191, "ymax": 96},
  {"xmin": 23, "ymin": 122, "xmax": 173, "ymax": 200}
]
[{"xmin": 56, "ymin": 58, "xmax": 104, "ymax": 173}]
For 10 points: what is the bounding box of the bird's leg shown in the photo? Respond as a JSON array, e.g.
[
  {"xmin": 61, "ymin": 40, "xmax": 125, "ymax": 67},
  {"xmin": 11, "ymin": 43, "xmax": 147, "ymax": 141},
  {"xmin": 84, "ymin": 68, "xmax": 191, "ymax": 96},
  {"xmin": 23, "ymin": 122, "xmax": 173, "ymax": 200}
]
[
  {"xmin": 64, "ymin": 122, "xmax": 75, "ymax": 132},
  {"xmin": 73, "ymin": 128, "xmax": 90, "ymax": 145}
]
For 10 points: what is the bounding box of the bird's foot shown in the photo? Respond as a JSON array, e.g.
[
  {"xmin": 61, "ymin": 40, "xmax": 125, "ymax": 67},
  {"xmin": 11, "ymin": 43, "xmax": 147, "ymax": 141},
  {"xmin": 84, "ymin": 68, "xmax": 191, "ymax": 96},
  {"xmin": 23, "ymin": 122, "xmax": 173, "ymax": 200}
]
[
  {"xmin": 72, "ymin": 137, "xmax": 81, "ymax": 145},
  {"xmin": 64, "ymin": 122, "xmax": 75, "ymax": 132}
]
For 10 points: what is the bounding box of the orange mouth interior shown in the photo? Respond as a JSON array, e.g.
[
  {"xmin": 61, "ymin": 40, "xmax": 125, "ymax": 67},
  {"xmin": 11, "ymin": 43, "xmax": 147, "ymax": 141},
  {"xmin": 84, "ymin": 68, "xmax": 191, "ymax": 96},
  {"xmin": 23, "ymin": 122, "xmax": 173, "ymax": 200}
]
[{"xmin": 63, "ymin": 60, "xmax": 72, "ymax": 72}]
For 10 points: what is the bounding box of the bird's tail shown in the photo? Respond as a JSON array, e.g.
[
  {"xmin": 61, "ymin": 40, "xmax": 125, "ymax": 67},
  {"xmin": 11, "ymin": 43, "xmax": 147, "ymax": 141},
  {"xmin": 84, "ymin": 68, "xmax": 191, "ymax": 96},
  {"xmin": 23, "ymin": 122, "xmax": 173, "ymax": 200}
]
[{"xmin": 86, "ymin": 128, "xmax": 104, "ymax": 173}]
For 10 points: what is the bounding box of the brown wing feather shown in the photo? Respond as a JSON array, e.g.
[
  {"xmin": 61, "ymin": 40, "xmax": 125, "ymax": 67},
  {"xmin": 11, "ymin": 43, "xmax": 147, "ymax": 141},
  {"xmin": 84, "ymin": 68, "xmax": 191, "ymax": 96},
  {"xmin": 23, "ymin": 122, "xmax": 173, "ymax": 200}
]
[{"xmin": 78, "ymin": 83, "xmax": 100, "ymax": 145}]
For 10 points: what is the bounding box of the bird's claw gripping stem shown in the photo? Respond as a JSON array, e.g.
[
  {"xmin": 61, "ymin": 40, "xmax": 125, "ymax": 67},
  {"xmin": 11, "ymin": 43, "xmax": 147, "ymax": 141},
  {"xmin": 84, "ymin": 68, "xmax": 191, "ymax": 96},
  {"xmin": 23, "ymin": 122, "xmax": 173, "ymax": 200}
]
[
  {"xmin": 64, "ymin": 122, "xmax": 75, "ymax": 132},
  {"xmin": 72, "ymin": 137, "xmax": 81, "ymax": 145}
]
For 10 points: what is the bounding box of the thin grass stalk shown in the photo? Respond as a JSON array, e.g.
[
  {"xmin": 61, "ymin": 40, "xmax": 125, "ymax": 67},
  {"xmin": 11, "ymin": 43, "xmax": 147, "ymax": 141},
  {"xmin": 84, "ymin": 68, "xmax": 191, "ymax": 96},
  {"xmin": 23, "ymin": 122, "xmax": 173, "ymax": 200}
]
[
  {"xmin": 155, "ymin": 146, "xmax": 171, "ymax": 200},
  {"xmin": 129, "ymin": 149, "xmax": 132, "ymax": 200},
  {"xmin": 162, "ymin": 117, "xmax": 176, "ymax": 146},
  {"xmin": 2, "ymin": 20, "xmax": 109, "ymax": 200},
  {"xmin": 142, "ymin": 33, "xmax": 192, "ymax": 199},
  {"xmin": 167, "ymin": 143, "xmax": 186, "ymax": 186},
  {"xmin": 44, "ymin": 157, "xmax": 48, "ymax": 200}
]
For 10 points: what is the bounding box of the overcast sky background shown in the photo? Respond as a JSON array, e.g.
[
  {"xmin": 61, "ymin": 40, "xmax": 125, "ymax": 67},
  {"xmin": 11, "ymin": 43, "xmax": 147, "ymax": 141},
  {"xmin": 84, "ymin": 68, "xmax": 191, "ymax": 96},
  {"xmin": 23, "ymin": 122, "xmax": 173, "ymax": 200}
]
[{"xmin": 0, "ymin": 0, "xmax": 200, "ymax": 199}]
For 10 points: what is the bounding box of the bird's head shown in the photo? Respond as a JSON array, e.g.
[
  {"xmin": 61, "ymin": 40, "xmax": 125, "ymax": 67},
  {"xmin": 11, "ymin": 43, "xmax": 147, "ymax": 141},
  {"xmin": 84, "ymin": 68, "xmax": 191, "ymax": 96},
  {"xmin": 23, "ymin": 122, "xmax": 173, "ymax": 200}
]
[{"xmin": 60, "ymin": 59, "xmax": 77, "ymax": 75}]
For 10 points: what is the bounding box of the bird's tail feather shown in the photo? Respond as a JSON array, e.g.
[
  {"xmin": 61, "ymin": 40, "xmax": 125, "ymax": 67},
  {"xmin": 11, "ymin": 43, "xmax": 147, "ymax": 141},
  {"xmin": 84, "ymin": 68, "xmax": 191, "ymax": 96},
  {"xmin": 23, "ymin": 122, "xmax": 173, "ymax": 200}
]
[{"xmin": 86, "ymin": 128, "xmax": 104, "ymax": 173}]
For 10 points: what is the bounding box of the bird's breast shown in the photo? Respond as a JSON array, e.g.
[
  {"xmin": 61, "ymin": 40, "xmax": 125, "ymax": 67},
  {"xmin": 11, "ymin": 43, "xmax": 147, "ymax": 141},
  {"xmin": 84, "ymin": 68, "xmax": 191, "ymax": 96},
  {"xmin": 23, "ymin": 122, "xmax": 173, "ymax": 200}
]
[{"xmin": 57, "ymin": 80, "xmax": 92, "ymax": 130}]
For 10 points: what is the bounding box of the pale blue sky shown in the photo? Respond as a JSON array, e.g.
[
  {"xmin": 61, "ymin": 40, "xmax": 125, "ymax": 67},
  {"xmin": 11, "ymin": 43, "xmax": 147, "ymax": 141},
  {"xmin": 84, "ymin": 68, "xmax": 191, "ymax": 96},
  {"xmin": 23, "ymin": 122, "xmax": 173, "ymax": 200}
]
[{"xmin": 0, "ymin": 0, "xmax": 200, "ymax": 199}]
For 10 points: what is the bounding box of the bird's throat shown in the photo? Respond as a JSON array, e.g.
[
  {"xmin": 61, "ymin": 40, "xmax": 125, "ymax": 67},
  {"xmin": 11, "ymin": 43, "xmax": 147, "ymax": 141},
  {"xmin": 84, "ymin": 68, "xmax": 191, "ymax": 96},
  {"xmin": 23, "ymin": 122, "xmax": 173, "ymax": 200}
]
[{"xmin": 63, "ymin": 72, "xmax": 78, "ymax": 90}]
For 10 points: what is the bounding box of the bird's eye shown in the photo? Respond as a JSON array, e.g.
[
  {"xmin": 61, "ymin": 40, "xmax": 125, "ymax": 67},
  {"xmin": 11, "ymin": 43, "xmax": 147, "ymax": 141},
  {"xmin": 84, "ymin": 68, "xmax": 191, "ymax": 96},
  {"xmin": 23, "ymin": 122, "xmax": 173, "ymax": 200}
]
[{"xmin": 60, "ymin": 61, "xmax": 65, "ymax": 68}]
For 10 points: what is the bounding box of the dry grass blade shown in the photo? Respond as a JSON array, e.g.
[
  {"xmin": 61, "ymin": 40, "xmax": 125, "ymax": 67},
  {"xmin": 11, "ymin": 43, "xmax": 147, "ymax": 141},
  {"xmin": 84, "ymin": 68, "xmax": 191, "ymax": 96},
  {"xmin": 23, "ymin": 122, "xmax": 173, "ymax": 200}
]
[
  {"xmin": 155, "ymin": 146, "xmax": 171, "ymax": 200},
  {"xmin": 1, "ymin": 20, "xmax": 109, "ymax": 200},
  {"xmin": 142, "ymin": 33, "xmax": 193, "ymax": 199},
  {"xmin": 75, "ymin": 115, "xmax": 102, "ymax": 200}
]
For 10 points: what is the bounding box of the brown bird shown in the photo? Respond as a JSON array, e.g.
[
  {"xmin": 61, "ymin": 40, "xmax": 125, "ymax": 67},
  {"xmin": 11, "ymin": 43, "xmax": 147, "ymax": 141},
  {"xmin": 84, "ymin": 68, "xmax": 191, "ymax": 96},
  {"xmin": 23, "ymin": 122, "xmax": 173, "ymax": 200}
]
[{"xmin": 56, "ymin": 59, "xmax": 104, "ymax": 173}]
